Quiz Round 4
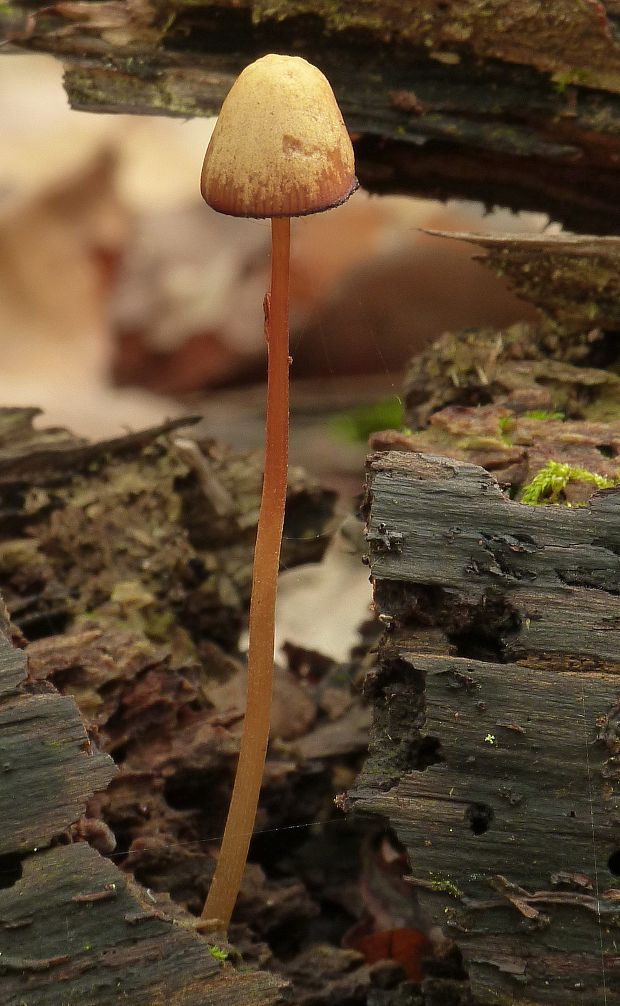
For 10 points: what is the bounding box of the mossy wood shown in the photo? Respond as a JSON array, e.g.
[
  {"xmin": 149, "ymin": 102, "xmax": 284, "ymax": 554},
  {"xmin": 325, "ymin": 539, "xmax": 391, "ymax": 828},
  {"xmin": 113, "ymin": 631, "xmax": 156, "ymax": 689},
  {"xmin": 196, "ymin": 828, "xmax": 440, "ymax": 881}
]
[
  {"xmin": 8, "ymin": 0, "xmax": 620, "ymax": 230},
  {"xmin": 396, "ymin": 230, "xmax": 620, "ymax": 450},
  {"xmin": 0, "ymin": 409, "xmax": 344, "ymax": 1004},
  {"xmin": 0, "ymin": 407, "xmax": 333, "ymax": 645},
  {"xmin": 353, "ymin": 449, "xmax": 620, "ymax": 1005},
  {"xmin": 0, "ymin": 845, "xmax": 285, "ymax": 1006}
]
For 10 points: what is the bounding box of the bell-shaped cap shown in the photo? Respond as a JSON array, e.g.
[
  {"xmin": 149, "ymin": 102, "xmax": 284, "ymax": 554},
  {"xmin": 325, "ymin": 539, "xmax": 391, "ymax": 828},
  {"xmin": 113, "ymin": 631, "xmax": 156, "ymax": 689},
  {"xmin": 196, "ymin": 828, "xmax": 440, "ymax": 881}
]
[{"xmin": 201, "ymin": 54, "xmax": 358, "ymax": 218}]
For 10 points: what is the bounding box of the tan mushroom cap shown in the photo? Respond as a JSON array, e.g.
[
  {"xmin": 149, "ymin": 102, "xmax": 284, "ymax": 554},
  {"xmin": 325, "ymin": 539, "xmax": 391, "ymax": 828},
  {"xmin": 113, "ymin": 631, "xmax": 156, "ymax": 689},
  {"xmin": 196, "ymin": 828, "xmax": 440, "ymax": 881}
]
[{"xmin": 201, "ymin": 54, "xmax": 358, "ymax": 219}]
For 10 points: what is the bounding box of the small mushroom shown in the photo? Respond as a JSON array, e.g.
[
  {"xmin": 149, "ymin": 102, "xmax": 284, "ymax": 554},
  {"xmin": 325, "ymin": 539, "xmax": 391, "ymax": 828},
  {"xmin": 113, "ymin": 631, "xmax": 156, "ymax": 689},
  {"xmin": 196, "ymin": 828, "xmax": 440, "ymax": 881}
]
[{"xmin": 200, "ymin": 53, "xmax": 357, "ymax": 929}]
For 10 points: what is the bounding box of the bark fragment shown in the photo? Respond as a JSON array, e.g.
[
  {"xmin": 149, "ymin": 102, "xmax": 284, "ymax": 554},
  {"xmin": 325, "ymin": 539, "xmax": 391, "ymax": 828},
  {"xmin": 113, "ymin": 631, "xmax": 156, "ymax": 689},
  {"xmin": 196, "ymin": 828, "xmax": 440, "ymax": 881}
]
[{"xmin": 355, "ymin": 449, "xmax": 620, "ymax": 1004}]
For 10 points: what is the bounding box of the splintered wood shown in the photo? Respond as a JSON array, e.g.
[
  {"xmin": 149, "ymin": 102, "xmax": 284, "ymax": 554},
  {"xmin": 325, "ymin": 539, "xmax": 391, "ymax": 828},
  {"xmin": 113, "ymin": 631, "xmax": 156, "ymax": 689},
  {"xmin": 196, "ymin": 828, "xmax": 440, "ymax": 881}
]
[
  {"xmin": 0, "ymin": 410, "xmax": 303, "ymax": 1005},
  {"xmin": 355, "ymin": 450, "xmax": 620, "ymax": 1005},
  {"xmin": 0, "ymin": 618, "xmax": 287, "ymax": 1005}
]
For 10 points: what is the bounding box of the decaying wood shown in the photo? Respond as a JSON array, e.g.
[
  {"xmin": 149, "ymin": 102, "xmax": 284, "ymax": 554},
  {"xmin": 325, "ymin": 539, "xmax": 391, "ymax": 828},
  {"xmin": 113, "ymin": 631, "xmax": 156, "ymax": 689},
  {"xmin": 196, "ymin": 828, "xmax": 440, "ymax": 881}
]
[
  {"xmin": 0, "ymin": 406, "xmax": 335, "ymax": 644},
  {"xmin": 373, "ymin": 399, "xmax": 620, "ymax": 506},
  {"xmin": 0, "ymin": 607, "xmax": 287, "ymax": 1004},
  {"xmin": 368, "ymin": 450, "xmax": 620, "ymax": 671},
  {"xmin": 0, "ymin": 407, "xmax": 399, "ymax": 1004},
  {"xmin": 1, "ymin": 843, "xmax": 285, "ymax": 1006},
  {"xmin": 9, "ymin": 1, "xmax": 620, "ymax": 229},
  {"xmin": 0, "ymin": 409, "xmax": 350, "ymax": 1004},
  {"xmin": 353, "ymin": 449, "xmax": 620, "ymax": 1004},
  {"xmin": 0, "ymin": 612, "xmax": 116, "ymax": 858},
  {"xmin": 354, "ymin": 219, "xmax": 620, "ymax": 1005},
  {"xmin": 0, "ymin": 687, "xmax": 114, "ymax": 856},
  {"xmin": 401, "ymin": 230, "xmax": 620, "ymax": 436}
]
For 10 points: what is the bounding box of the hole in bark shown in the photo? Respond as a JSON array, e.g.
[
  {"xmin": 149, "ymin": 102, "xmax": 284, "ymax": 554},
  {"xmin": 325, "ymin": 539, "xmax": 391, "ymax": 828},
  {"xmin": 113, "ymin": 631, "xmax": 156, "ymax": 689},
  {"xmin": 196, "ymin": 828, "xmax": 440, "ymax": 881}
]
[
  {"xmin": 416, "ymin": 735, "xmax": 444, "ymax": 770},
  {"xmin": 451, "ymin": 629, "xmax": 504, "ymax": 662},
  {"xmin": 608, "ymin": 850, "xmax": 620, "ymax": 875},
  {"xmin": 464, "ymin": 802, "xmax": 494, "ymax": 835},
  {"xmin": 447, "ymin": 593, "xmax": 521, "ymax": 661},
  {"xmin": 0, "ymin": 852, "xmax": 23, "ymax": 888}
]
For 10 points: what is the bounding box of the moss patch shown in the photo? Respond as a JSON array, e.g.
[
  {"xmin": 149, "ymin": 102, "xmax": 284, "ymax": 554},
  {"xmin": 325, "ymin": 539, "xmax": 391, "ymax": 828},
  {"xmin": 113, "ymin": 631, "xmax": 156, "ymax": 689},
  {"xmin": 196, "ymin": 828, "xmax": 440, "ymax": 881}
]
[
  {"xmin": 520, "ymin": 460, "xmax": 618, "ymax": 505},
  {"xmin": 250, "ymin": 0, "xmax": 620, "ymax": 92}
]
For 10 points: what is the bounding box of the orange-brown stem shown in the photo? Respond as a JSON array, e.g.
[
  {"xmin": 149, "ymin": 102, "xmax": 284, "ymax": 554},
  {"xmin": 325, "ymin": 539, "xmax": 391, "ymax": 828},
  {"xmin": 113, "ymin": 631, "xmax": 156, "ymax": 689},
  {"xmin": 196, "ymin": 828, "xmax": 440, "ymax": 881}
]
[{"xmin": 202, "ymin": 216, "xmax": 291, "ymax": 928}]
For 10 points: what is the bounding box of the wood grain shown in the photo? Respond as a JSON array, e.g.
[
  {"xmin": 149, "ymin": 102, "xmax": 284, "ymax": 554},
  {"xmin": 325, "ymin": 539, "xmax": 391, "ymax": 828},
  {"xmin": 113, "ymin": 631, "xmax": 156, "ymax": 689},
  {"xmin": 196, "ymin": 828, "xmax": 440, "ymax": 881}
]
[
  {"xmin": 0, "ymin": 842, "xmax": 286, "ymax": 1006},
  {"xmin": 9, "ymin": 0, "xmax": 620, "ymax": 230},
  {"xmin": 368, "ymin": 451, "xmax": 620, "ymax": 671},
  {"xmin": 355, "ymin": 450, "xmax": 620, "ymax": 1004}
]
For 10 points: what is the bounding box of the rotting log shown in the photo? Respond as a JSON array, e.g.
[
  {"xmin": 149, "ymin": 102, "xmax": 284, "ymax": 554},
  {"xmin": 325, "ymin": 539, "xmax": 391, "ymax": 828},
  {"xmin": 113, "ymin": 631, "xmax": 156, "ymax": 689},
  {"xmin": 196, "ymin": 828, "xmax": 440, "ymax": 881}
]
[
  {"xmin": 8, "ymin": 1, "xmax": 620, "ymax": 230},
  {"xmin": 0, "ymin": 409, "xmax": 342, "ymax": 1005},
  {"xmin": 351, "ymin": 450, "xmax": 620, "ymax": 1005},
  {"xmin": 352, "ymin": 199, "xmax": 620, "ymax": 1006},
  {"xmin": 367, "ymin": 451, "xmax": 620, "ymax": 671},
  {"xmin": 1, "ymin": 844, "xmax": 286, "ymax": 1006},
  {"xmin": 0, "ymin": 407, "xmax": 386, "ymax": 1003},
  {"xmin": 399, "ymin": 230, "xmax": 620, "ymax": 431}
]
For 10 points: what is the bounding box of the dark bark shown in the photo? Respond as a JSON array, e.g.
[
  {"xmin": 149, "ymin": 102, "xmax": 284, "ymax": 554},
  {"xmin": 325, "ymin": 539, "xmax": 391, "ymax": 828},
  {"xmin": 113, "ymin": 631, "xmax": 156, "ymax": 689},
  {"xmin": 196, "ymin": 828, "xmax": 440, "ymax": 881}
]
[
  {"xmin": 1, "ymin": 842, "xmax": 285, "ymax": 1006},
  {"xmin": 0, "ymin": 613, "xmax": 287, "ymax": 1004},
  {"xmin": 7, "ymin": 1, "xmax": 620, "ymax": 230},
  {"xmin": 342, "ymin": 217, "xmax": 620, "ymax": 1006},
  {"xmin": 353, "ymin": 449, "xmax": 620, "ymax": 1005}
]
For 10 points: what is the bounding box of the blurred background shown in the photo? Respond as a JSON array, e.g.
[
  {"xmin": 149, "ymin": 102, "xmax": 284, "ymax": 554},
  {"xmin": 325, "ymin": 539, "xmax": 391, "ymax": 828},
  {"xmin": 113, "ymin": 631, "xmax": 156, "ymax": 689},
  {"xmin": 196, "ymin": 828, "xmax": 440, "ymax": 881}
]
[{"xmin": 0, "ymin": 53, "xmax": 553, "ymax": 493}]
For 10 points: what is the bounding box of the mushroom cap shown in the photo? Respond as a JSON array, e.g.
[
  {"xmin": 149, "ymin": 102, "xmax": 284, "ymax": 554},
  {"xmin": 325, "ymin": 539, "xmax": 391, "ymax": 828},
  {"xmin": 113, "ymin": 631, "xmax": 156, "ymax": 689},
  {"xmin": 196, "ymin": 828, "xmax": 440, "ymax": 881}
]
[{"xmin": 201, "ymin": 54, "xmax": 358, "ymax": 219}]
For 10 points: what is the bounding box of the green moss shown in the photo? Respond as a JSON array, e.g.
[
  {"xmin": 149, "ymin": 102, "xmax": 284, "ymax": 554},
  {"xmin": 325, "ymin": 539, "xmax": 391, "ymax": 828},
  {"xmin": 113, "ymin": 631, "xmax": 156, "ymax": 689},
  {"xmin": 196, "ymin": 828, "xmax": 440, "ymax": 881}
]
[
  {"xmin": 498, "ymin": 415, "xmax": 514, "ymax": 445},
  {"xmin": 522, "ymin": 410, "xmax": 565, "ymax": 421},
  {"xmin": 330, "ymin": 396, "xmax": 406, "ymax": 443},
  {"xmin": 253, "ymin": 0, "xmax": 386, "ymax": 34},
  {"xmin": 207, "ymin": 944, "xmax": 229, "ymax": 962},
  {"xmin": 141, "ymin": 608, "xmax": 176, "ymax": 642},
  {"xmin": 520, "ymin": 460, "xmax": 618, "ymax": 506},
  {"xmin": 428, "ymin": 872, "xmax": 463, "ymax": 899},
  {"xmin": 552, "ymin": 67, "xmax": 595, "ymax": 93}
]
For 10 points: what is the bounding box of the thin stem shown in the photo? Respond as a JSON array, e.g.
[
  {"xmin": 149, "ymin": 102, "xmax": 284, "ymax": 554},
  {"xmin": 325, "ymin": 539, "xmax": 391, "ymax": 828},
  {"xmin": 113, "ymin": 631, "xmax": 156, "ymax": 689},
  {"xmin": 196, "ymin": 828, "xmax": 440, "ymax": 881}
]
[{"xmin": 202, "ymin": 217, "xmax": 291, "ymax": 928}]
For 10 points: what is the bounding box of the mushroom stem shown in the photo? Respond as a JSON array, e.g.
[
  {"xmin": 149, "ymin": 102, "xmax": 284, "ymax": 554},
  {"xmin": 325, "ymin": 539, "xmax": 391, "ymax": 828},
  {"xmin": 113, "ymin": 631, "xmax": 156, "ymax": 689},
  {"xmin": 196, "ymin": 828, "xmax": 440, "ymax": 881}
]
[{"xmin": 202, "ymin": 217, "xmax": 291, "ymax": 928}]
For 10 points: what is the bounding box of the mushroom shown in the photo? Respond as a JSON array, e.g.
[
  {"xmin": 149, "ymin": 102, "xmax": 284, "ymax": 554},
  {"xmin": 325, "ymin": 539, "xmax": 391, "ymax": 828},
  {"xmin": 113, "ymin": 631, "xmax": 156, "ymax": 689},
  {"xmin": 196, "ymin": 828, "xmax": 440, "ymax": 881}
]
[{"xmin": 200, "ymin": 53, "xmax": 357, "ymax": 929}]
